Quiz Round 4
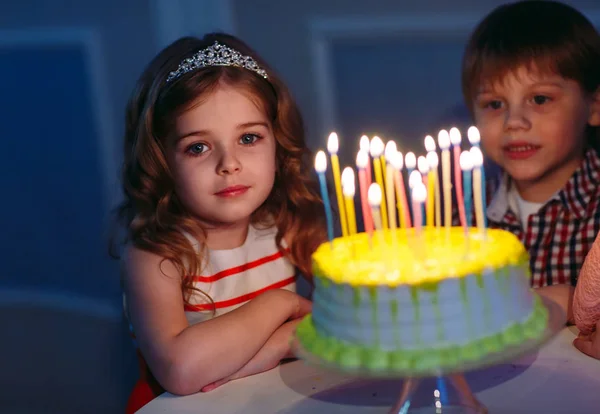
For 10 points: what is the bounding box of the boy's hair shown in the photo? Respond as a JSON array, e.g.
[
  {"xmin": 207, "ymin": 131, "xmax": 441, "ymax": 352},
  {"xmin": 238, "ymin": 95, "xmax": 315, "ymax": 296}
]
[
  {"xmin": 462, "ymin": 1, "xmax": 600, "ymax": 120},
  {"xmin": 112, "ymin": 33, "xmax": 326, "ymax": 305}
]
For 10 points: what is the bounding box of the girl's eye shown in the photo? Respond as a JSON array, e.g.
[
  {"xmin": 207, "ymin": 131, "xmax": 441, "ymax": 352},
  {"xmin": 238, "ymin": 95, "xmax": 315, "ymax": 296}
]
[
  {"xmin": 532, "ymin": 95, "xmax": 551, "ymax": 105},
  {"xmin": 240, "ymin": 133, "xmax": 261, "ymax": 145},
  {"xmin": 186, "ymin": 143, "xmax": 207, "ymax": 155}
]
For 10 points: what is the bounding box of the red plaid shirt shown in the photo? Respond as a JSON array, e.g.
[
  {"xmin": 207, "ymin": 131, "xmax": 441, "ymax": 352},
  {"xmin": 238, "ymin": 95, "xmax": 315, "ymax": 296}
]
[{"xmin": 485, "ymin": 148, "xmax": 600, "ymax": 287}]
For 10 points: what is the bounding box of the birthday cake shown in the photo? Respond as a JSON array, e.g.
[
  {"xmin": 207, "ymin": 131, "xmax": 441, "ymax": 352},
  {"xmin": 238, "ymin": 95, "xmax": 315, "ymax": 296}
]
[{"xmin": 296, "ymin": 226, "xmax": 549, "ymax": 373}]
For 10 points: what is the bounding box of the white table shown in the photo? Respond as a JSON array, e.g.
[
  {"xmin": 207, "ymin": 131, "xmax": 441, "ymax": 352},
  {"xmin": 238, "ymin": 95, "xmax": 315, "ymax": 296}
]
[{"xmin": 140, "ymin": 327, "xmax": 600, "ymax": 413}]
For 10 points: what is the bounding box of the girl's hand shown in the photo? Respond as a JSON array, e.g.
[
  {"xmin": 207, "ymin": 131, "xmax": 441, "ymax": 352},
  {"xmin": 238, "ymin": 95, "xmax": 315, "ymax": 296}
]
[
  {"xmin": 573, "ymin": 320, "xmax": 600, "ymax": 360},
  {"xmin": 201, "ymin": 316, "xmax": 307, "ymax": 392}
]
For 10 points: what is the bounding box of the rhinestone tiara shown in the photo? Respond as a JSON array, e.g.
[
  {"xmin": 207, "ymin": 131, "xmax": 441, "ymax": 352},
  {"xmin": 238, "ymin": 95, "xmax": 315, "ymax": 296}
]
[{"xmin": 166, "ymin": 41, "xmax": 268, "ymax": 83}]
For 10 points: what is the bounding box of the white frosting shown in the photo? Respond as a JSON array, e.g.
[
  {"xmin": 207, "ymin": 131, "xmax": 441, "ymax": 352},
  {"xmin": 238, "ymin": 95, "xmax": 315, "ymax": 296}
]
[{"xmin": 312, "ymin": 265, "xmax": 534, "ymax": 351}]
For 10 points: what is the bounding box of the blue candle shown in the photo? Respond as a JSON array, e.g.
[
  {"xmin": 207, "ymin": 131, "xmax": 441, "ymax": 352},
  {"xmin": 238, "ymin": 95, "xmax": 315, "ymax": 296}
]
[
  {"xmin": 315, "ymin": 151, "xmax": 334, "ymax": 242},
  {"xmin": 460, "ymin": 151, "xmax": 474, "ymax": 227}
]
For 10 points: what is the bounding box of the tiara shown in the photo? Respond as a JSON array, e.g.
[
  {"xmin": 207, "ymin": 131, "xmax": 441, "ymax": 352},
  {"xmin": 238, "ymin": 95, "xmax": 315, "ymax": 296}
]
[{"xmin": 166, "ymin": 41, "xmax": 268, "ymax": 83}]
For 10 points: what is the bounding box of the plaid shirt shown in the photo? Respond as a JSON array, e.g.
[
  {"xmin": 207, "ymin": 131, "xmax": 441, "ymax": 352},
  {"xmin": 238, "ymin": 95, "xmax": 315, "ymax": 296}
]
[{"xmin": 485, "ymin": 148, "xmax": 600, "ymax": 287}]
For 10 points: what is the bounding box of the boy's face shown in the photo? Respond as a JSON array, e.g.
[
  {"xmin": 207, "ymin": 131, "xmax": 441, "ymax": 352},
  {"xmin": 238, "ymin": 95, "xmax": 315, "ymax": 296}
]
[{"xmin": 473, "ymin": 65, "xmax": 600, "ymax": 200}]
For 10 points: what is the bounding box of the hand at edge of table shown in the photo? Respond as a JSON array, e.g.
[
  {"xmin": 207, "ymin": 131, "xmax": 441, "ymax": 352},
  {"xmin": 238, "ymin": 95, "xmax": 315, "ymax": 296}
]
[
  {"xmin": 201, "ymin": 315, "xmax": 308, "ymax": 392},
  {"xmin": 573, "ymin": 320, "xmax": 600, "ymax": 360}
]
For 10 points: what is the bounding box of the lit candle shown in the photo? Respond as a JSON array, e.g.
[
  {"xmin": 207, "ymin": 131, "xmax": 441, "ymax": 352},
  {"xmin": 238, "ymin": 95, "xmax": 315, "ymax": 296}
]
[
  {"xmin": 412, "ymin": 182, "xmax": 427, "ymax": 237},
  {"xmin": 368, "ymin": 183, "xmax": 384, "ymax": 234},
  {"xmin": 468, "ymin": 127, "xmax": 487, "ymax": 229},
  {"xmin": 385, "ymin": 141, "xmax": 398, "ymax": 231},
  {"xmin": 370, "ymin": 136, "xmax": 389, "ymax": 229},
  {"xmin": 360, "ymin": 135, "xmax": 372, "ymax": 186},
  {"xmin": 328, "ymin": 132, "xmax": 348, "ymax": 237},
  {"xmin": 315, "ymin": 151, "xmax": 334, "ymax": 243},
  {"xmin": 418, "ymin": 155, "xmax": 432, "ymax": 226},
  {"xmin": 341, "ymin": 167, "xmax": 358, "ymax": 235},
  {"xmin": 450, "ymin": 127, "xmax": 466, "ymax": 228},
  {"xmin": 409, "ymin": 170, "xmax": 423, "ymax": 227},
  {"xmin": 470, "ymin": 146, "xmax": 487, "ymax": 232},
  {"xmin": 426, "ymin": 151, "xmax": 441, "ymax": 229},
  {"xmin": 438, "ymin": 129, "xmax": 452, "ymax": 228},
  {"xmin": 390, "ymin": 150, "xmax": 411, "ymax": 228},
  {"xmin": 405, "ymin": 152, "xmax": 416, "ymax": 177},
  {"xmin": 459, "ymin": 151, "xmax": 474, "ymax": 232},
  {"xmin": 356, "ymin": 150, "xmax": 374, "ymax": 234}
]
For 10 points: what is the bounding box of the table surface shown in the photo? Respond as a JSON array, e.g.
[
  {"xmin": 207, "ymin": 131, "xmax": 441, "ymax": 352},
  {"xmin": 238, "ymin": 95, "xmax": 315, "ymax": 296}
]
[{"xmin": 139, "ymin": 327, "xmax": 600, "ymax": 414}]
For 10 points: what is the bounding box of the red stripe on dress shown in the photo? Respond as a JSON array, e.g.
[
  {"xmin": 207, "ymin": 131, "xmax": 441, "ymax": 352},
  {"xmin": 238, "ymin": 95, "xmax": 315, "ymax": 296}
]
[
  {"xmin": 192, "ymin": 249, "xmax": 289, "ymax": 283},
  {"xmin": 184, "ymin": 275, "xmax": 295, "ymax": 312}
]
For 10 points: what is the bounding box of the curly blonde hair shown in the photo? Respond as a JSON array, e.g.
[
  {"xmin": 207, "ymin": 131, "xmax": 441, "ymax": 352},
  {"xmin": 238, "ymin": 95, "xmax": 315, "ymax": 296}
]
[{"xmin": 111, "ymin": 33, "xmax": 326, "ymax": 304}]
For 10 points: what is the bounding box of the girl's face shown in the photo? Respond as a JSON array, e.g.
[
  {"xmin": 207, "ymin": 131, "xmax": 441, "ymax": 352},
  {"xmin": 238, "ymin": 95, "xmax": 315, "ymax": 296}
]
[
  {"xmin": 473, "ymin": 65, "xmax": 600, "ymax": 200},
  {"xmin": 167, "ymin": 84, "xmax": 276, "ymax": 228}
]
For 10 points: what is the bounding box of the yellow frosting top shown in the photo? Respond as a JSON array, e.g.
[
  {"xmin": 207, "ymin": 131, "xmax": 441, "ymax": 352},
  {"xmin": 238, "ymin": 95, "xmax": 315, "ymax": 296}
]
[{"xmin": 312, "ymin": 227, "xmax": 528, "ymax": 286}]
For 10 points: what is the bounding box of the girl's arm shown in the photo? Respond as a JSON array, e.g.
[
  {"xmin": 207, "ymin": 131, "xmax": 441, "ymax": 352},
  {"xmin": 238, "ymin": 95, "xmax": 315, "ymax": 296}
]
[
  {"xmin": 124, "ymin": 246, "xmax": 311, "ymax": 395},
  {"xmin": 201, "ymin": 317, "xmax": 303, "ymax": 392}
]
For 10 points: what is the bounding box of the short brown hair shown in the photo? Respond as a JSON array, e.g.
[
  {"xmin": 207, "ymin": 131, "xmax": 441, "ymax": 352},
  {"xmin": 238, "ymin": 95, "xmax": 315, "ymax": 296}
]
[{"xmin": 461, "ymin": 1, "xmax": 600, "ymax": 110}]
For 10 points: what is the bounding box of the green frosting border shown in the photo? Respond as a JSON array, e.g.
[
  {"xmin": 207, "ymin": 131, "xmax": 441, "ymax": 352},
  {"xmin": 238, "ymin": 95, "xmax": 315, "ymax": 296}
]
[{"xmin": 296, "ymin": 295, "xmax": 549, "ymax": 375}]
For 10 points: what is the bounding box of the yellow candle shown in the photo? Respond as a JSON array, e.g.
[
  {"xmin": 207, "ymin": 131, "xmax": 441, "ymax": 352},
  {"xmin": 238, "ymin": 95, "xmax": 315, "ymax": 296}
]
[
  {"xmin": 341, "ymin": 167, "xmax": 357, "ymax": 235},
  {"xmin": 390, "ymin": 151, "xmax": 409, "ymax": 228},
  {"xmin": 438, "ymin": 130, "xmax": 451, "ymax": 228},
  {"xmin": 370, "ymin": 137, "xmax": 388, "ymax": 229},
  {"xmin": 328, "ymin": 132, "xmax": 348, "ymax": 237},
  {"xmin": 427, "ymin": 151, "xmax": 441, "ymax": 228},
  {"xmin": 418, "ymin": 156, "xmax": 432, "ymax": 226},
  {"xmin": 385, "ymin": 141, "xmax": 398, "ymax": 230}
]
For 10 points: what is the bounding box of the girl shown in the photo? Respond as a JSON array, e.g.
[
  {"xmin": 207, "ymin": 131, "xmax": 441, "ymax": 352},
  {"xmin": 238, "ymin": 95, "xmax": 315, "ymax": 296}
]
[
  {"xmin": 573, "ymin": 234, "xmax": 600, "ymax": 359},
  {"xmin": 112, "ymin": 33, "xmax": 326, "ymax": 412}
]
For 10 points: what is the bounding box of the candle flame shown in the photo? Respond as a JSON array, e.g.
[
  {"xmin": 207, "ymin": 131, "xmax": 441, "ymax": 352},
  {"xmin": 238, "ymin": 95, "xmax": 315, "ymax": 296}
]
[
  {"xmin": 342, "ymin": 167, "xmax": 356, "ymax": 197},
  {"xmin": 370, "ymin": 136, "xmax": 384, "ymax": 157},
  {"xmin": 368, "ymin": 183, "xmax": 382, "ymax": 206},
  {"xmin": 409, "ymin": 170, "xmax": 422, "ymax": 189},
  {"xmin": 459, "ymin": 150, "xmax": 474, "ymax": 171},
  {"xmin": 437, "ymin": 129, "xmax": 450, "ymax": 150},
  {"xmin": 390, "ymin": 150, "xmax": 404, "ymax": 170},
  {"xmin": 360, "ymin": 135, "xmax": 370, "ymax": 152},
  {"xmin": 412, "ymin": 182, "xmax": 427, "ymax": 203},
  {"xmin": 384, "ymin": 141, "xmax": 397, "ymax": 161},
  {"xmin": 417, "ymin": 155, "xmax": 429, "ymax": 174},
  {"xmin": 424, "ymin": 135, "xmax": 436, "ymax": 152},
  {"xmin": 470, "ymin": 146, "xmax": 484, "ymax": 167},
  {"xmin": 315, "ymin": 150, "xmax": 327, "ymax": 172},
  {"xmin": 449, "ymin": 127, "xmax": 462, "ymax": 145},
  {"xmin": 327, "ymin": 132, "xmax": 339, "ymax": 153},
  {"xmin": 426, "ymin": 151, "xmax": 439, "ymax": 169},
  {"xmin": 467, "ymin": 126, "xmax": 481, "ymax": 144},
  {"xmin": 356, "ymin": 149, "xmax": 369, "ymax": 169},
  {"xmin": 404, "ymin": 152, "xmax": 416, "ymax": 170}
]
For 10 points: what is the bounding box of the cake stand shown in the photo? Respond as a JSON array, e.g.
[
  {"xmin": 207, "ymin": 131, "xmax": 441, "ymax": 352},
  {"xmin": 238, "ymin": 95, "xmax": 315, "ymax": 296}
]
[{"xmin": 292, "ymin": 295, "xmax": 565, "ymax": 413}]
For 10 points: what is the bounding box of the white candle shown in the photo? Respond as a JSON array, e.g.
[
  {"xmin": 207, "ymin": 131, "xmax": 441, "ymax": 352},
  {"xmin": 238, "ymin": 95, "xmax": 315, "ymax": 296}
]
[
  {"xmin": 341, "ymin": 167, "xmax": 357, "ymax": 235},
  {"xmin": 368, "ymin": 183, "xmax": 384, "ymax": 246}
]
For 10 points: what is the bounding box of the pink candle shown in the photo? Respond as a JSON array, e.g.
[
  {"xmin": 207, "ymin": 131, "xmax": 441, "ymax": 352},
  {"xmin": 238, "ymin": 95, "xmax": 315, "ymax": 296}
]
[
  {"xmin": 412, "ymin": 182, "xmax": 427, "ymax": 237},
  {"xmin": 360, "ymin": 135, "xmax": 372, "ymax": 187},
  {"xmin": 356, "ymin": 150, "xmax": 374, "ymax": 234},
  {"xmin": 450, "ymin": 127, "xmax": 466, "ymax": 228}
]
